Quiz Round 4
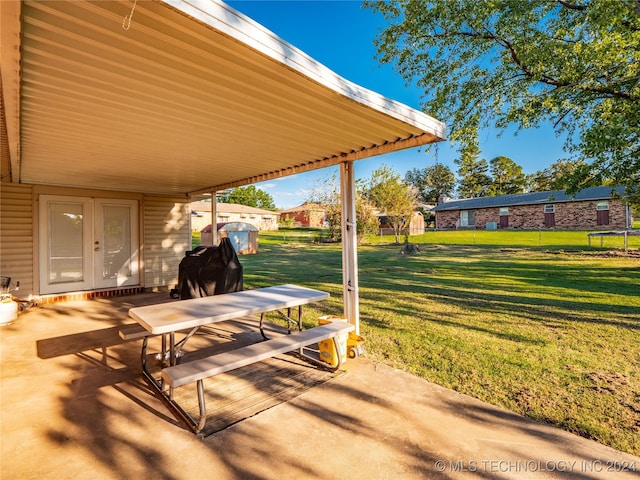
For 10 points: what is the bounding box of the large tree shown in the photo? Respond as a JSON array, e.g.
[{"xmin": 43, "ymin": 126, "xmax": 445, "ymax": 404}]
[
  {"xmin": 405, "ymin": 163, "xmax": 456, "ymax": 203},
  {"xmin": 220, "ymin": 186, "xmax": 276, "ymax": 210},
  {"xmin": 367, "ymin": 0, "xmax": 640, "ymax": 203},
  {"xmin": 365, "ymin": 165, "xmax": 419, "ymax": 243},
  {"xmin": 455, "ymin": 144, "xmax": 491, "ymax": 198},
  {"xmin": 488, "ymin": 156, "xmax": 526, "ymax": 195}
]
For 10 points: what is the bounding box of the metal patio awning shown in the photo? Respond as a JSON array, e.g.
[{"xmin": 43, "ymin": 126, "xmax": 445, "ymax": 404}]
[{"xmin": 1, "ymin": 0, "xmax": 445, "ymax": 196}]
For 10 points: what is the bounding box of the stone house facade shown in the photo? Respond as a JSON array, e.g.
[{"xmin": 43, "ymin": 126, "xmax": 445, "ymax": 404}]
[{"xmin": 434, "ymin": 186, "xmax": 632, "ymax": 230}]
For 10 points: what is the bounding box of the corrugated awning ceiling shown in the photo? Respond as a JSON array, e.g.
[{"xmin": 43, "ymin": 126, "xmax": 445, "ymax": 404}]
[{"xmin": 2, "ymin": 0, "xmax": 445, "ymax": 195}]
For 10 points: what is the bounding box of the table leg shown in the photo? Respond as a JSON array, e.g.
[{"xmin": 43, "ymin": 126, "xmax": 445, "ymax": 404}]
[
  {"xmin": 259, "ymin": 312, "xmax": 268, "ymax": 340},
  {"xmin": 140, "ymin": 334, "xmax": 202, "ymax": 434},
  {"xmin": 260, "ymin": 307, "xmax": 304, "ymax": 340}
]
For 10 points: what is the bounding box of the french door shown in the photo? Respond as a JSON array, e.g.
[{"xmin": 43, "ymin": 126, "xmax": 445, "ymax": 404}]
[{"xmin": 39, "ymin": 196, "xmax": 139, "ymax": 294}]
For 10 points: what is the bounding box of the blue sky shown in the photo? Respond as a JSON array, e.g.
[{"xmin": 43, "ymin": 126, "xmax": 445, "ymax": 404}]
[{"xmin": 227, "ymin": 1, "xmax": 569, "ymax": 209}]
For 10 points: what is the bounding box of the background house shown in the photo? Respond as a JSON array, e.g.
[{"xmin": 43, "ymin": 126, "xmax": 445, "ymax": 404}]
[
  {"xmin": 376, "ymin": 211, "xmax": 425, "ymax": 236},
  {"xmin": 433, "ymin": 186, "xmax": 632, "ymax": 230},
  {"xmin": 191, "ymin": 202, "xmax": 278, "ymax": 232},
  {"xmin": 279, "ymin": 202, "xmax": 326, "ymax": 228}
]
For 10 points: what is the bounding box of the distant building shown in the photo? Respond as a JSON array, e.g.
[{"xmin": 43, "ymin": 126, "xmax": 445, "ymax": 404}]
[
  {"xmin": 191, "ymin": 202, "xmax": 278, "ymax": 232},
  {"xmin": 200, "ymin": 222, "xmax": 259, "ymax": 254},
  {"xmin": 279, "ymin": 202, "xmax": 326, "ymax": 228},
  {"xmin": 432, "ymin": 186, "xmax": 632, "ymax": 230},
  {"xmin": 376, "ymin": 211, "xmax": 425, "ymax": 236}
]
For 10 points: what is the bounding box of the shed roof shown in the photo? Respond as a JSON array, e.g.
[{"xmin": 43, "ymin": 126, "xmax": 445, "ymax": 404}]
[
  {"xmin": 201, "ymin": 222, "xmax": 259, "ymax": 233},
  {"xmin": 1, "ymin": 0, "xmax": 445, "ymax": 196},
  {"xmin": 433, "ymin": 186, "xmax": 626, "ymax": 212},
  {"xmin": 218, "ymin": 222, "xmax": 259, "ymax": 232}
]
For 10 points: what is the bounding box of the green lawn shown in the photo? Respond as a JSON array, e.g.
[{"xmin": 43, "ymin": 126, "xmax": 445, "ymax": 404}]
[
  {"xmin": 372, "ymin": 229, "xmax": 640, "ymax": 250},
  {"xmin": 240, "ymin": 230, "xmax": 640, "ymax": 455}
]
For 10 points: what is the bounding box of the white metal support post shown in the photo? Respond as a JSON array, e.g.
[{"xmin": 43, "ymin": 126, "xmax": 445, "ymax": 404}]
[
  {"xmin": 211, "ymin": 193, "xmax": 218, "ymax": 246},
  {"xmin": 340, "ymin": 161, "xmax": 360, "ymax": 334}
]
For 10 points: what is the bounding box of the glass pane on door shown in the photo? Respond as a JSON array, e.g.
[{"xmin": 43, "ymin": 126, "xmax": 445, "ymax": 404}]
[
  {"xmin": 101, "ymin": 205, "xmax": 132, "ymax": 280},
  {"xmin": 48, "ymin": 203, "xmax": 85, "ymax": 284},
  {"xmin": 94, "ymin": 199, "xmax": 139, "ymax": 288}
]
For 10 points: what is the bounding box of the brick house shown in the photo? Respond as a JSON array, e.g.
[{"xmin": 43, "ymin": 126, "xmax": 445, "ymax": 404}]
[
  {"xmin": 433, "ymin": 186, "xmax": 632, "ymax": 230},
  {"xmin": 279, "ymin": 202, "xmax": 326, "ymax": 228}
]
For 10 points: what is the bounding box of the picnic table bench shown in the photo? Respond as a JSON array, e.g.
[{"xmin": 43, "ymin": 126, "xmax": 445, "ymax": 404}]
[
  {"xmin": 162, "ymin": 321, "xmax": 353, "ymax": 432},
  {"xmin": 124, "ymin": 284, "xmax": 350, "ymax": 434}
]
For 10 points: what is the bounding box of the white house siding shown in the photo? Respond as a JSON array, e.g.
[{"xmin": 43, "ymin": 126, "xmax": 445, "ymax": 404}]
[
  {"xmin": 0, "ymin": 183, "xmax": 34, "ymax": 295},
  {"xmin": 212, "ymin": 212, "xmax": 278, "ymax": 231},
  {"xmin": 143, "ymin": 195, "xmax": 190, "ymax": 290},
  {"xmin": 190, "ymin": 202, "xmax": 279, "ymax": 232}
]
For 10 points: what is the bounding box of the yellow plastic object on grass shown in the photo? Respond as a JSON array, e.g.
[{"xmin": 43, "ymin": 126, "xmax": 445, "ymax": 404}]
[
  {"xmin": 317, "ymin": 316, "xmax": 349, "ymax": 367},
  {"xmin": 347, "ymin": 331, "xmax": 365, "ymax": 359}
]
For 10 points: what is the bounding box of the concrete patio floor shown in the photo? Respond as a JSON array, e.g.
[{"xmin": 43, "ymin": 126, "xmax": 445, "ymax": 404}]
[{"xmin": 1, "ymin": 293, "xmax": 638, "ymax": 480}]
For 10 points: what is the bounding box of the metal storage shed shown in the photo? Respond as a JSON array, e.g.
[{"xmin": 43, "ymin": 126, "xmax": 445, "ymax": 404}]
[{"xmin": 202, "ymin": 222, "xmax": 259, "ymax": 255}]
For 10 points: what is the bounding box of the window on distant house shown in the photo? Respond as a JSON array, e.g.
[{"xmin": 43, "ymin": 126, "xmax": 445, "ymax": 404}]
[
  {"xmin": 544, "ymin": 204, "xmax": 555, "ymax": 227},
  {"xmin": 460, "ymin": 210, "xmax": 475, "ymax": 227},
  {"xmin": 596, "ymin": 201, "xmax": 610, "ymax": 226},
  {"xmin": 499, "ymin": 207, "xmax": 509, "ymax": 228}
]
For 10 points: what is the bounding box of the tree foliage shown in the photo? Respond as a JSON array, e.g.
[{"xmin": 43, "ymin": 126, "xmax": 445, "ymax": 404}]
[
  {"xmin": 308, "ymin": 172, "xmax": 378, "ymax": 243},
  {"xmin": 220, "ymin": 186, "xmax": 276, "ymax": 210},
  {"xmin": 527, "ymin": 159, "xmax": 587, "ymax": 192},
  {"xmin": 367, "ymin": 0, "xmax": 640, "ymax": 203},
  {"xmin": 365, "ymin": 165, "xmax": 419, "ymax": 243},
  {"xmin": 454, "ymin": 144, "xmax": 491, "ymax": 198},
  {"xmin": 405, "ymin": 163, "xmax": 456, "ymax": 203},
  {"xmin": 308, "ymin": 174, "xmax": 341, "ymax": 240},
  {"xmin": 488, "ymin": 156, "xmax": 526, "ymax": 195}
]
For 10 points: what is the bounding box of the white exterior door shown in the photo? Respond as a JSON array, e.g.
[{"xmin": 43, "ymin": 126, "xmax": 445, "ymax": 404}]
[
  {"xmin": 93, "ymin": 199, "xmax": 139, "ymax": 289},
  {"xmin": 39, "ymin": 196, "xmax": 139, "ymax": 294}
]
